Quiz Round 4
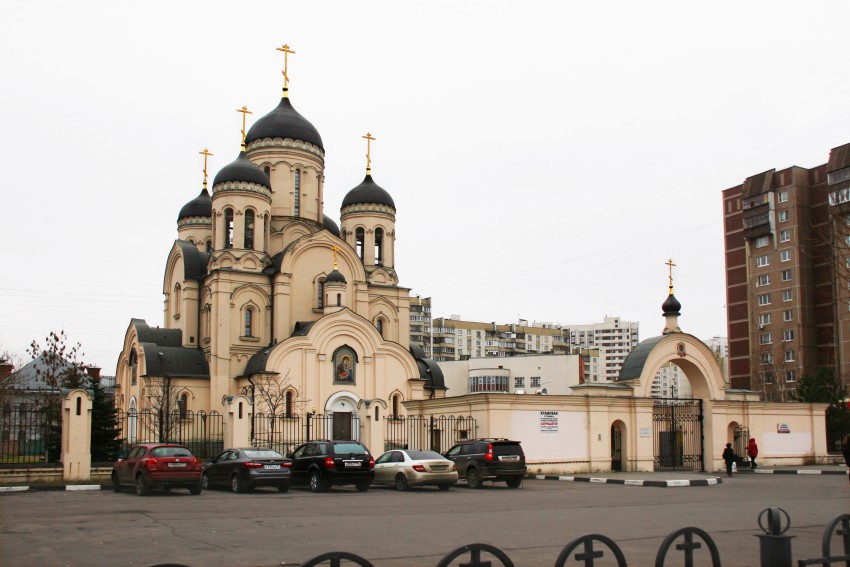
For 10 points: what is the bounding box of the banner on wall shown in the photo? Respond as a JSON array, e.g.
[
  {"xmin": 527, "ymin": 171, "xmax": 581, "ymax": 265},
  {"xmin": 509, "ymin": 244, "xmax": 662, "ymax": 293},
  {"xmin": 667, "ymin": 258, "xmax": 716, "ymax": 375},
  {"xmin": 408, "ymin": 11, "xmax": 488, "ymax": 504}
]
[{"xmin": 540, "ymin": 411, "xmax": 559, "ymax": 432}]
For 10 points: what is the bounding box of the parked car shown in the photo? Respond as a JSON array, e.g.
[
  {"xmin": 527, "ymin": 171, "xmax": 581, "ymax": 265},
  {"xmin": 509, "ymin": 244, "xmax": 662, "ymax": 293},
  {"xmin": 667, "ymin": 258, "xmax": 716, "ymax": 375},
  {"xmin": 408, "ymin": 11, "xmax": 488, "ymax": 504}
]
[
  {"xmin": 443, "ymin": 438, "xmax": 527, "ymax": 489},
  {"xmin": 373, "ymin": 449, "xmax": 458, "ymax": 491},
  {"xmin": 202, "ymin": 447, "xmax": 291, "ymax": 493},
  {"xmin": 287, "ymin": 440, "xmax": 374, "ymax": 492},
  {"xmin": 112, "ymin": 443, "xmax": 203, "ymax": 496}
]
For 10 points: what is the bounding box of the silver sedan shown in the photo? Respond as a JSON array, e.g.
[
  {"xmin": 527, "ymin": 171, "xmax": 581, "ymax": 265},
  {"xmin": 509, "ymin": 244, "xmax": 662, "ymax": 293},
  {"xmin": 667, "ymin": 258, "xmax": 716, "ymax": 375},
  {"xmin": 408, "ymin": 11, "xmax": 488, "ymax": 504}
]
[{"xmin": 373, "ymin": 449, "xmax": 458, "ymax": 491}]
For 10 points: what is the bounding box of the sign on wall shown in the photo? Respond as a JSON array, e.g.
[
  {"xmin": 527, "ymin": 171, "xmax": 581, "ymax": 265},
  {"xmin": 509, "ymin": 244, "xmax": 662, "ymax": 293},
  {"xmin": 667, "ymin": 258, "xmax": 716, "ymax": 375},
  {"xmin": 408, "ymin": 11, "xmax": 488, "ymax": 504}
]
[{"xmin": 539, "ymin": 411, "xmax": 559, "ymax": 432}]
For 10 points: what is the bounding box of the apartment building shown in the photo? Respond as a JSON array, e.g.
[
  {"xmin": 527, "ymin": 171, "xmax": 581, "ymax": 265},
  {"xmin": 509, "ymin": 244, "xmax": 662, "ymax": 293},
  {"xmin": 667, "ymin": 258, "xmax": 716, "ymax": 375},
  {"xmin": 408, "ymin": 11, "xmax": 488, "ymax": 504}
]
[
  {"xmin": 423, "ymin": 315, "xmax": 639, "ymax": 383},
  {"xmin": 409, "ymin": 296, "xmax": 432, "ymax": 358},
  {"xmin": 650, "ymin": 362, "xmax": 694, "ymax": 399},
  {"xmin": 722, "ymin": 142, "xmax": 850, "ymax": 399}
]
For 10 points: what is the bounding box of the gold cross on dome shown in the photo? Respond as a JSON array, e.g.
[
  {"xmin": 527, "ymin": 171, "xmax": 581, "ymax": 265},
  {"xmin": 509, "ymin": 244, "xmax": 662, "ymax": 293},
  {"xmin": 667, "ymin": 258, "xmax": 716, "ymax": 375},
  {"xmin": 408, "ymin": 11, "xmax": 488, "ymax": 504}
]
[
  {"xmin": 199, "ymin": 148, "xmax": 213, "ymax": 189},
  {"xmin": 362, "ymin": 132, "xmax": 376, "ymax": 173},
  {"xmin": 665, "ymin": 259, "xmax": 676, "ymax": 291},
  {"xmin": 236, "ymin": 106, "xmax": 252, "ymax": 149},
  {"xmin": 332, "ymin": 245, "xmax": 339, "ymax": 270},
  {"xmin": 276, "ymin": 43, "xmax": 296, "ymax": 94}
]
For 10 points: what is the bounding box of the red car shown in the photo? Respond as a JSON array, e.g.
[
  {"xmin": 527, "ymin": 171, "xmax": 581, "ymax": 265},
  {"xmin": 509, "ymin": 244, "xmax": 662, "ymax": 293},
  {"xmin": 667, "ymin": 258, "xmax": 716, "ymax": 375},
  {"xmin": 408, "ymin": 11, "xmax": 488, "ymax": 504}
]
[{"xmin": 112, "ymin": 443, "xmax": 203, "ymax": 496}]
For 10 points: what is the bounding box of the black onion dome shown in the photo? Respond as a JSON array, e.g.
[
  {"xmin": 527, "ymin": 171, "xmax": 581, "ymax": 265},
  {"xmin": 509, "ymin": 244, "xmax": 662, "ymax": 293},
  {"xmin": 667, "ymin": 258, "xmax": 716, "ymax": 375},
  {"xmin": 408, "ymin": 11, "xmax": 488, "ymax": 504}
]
[
  {"xmin": 177, "ymin": 188, "xmax": 212, "ymax": 220},
  {"xmin": 245, "ymin": 97, "xmax": 324, "ymax": 150},
  {"xmin": 325, "ymin": 269, "xmax": 346, "ymax": 284},
  {"xmin": 322, "ymin": 214, "xmax": 341, "ymax": 237},
  {"xmin": 341, "ymin": 175, "xmax": 395, "ymax": 209},
  {"xmin": 212, "ymin": 151, "xmax": 270, "ymax": 189},
  {"xmin": 662, "ymin": 293, "xmax": 681, "ymax": 316}
]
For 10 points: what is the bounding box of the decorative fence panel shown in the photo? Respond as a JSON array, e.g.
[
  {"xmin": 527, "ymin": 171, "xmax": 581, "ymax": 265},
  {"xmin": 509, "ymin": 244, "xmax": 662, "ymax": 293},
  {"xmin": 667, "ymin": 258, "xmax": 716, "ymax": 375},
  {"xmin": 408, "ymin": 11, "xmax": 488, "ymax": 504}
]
[
  {"xmin": 251, "ymin": 413, "xmax": 362, "ymax": 455},
  {"xmin": 116, "ymin": 409, "xmax": 224, "ymax": 460},
  {"xmin": 385, "ymin": 415, "xmax": 476, "ymax": 453},
  {"xmin": 0, "ymin": 404, "xmax": 60, "ymax": 463},
  {"xmin": 652, "ymin": 399, "xmax": 704, "ymax": 472}
]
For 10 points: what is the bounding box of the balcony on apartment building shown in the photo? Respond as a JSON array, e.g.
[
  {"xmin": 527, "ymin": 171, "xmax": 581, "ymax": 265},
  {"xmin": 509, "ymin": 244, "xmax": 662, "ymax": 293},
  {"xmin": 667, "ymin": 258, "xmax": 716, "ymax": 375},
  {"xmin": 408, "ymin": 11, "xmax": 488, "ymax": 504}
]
[
  {"xmin": 742, "ymin": 193, "xmax": 773, "ymax": 239},
  {"xmin": 829, "ymin": 186, "xmax": 850, "ymax": 215}
]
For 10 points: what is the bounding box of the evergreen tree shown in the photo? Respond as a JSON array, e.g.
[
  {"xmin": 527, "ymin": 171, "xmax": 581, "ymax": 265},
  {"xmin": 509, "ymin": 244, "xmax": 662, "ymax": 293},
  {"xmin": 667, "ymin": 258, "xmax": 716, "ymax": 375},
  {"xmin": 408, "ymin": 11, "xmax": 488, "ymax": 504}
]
[
  {"xmin": 791, "ymin": 366, "xmax": 850, "ymax": 452},
  {"xmin": 89, "ymin": 372, "xmax": 122, "ymax": 462}
]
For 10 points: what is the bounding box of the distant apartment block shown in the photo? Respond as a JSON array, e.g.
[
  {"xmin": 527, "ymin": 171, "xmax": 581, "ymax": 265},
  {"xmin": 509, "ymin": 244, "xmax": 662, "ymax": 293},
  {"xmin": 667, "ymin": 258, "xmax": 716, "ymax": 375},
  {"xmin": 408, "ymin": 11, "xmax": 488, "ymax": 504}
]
[
  {"xmin": 722, "ymin": 142, "xmax": 850, "ymax": 399},
  {"xmin": 409, "ymin": 296, "xmax": 432, "ymax": 358}
]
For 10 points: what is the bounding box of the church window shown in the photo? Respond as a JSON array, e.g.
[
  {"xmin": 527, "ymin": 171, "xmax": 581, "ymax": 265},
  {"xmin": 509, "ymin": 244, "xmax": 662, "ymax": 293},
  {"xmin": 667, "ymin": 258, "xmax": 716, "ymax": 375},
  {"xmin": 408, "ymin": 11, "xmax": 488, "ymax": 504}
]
[
  {"xmin": 244, "ymin": 307, "xmax": 254, "ymax": 337},
  {"xmin": 294, "ymin": 169, "xmax": 301, "ymax": 216},
  {"xmin": 129, "ymin": 350, "xmax": 138, "ymax": 386},
  {"xmin": 206, "ymin": 240, "xmax": 213, "ymax": 253},
  {"xmin": 285, "ymin": 391, "xmax": 294, "ymax": 417},
  {"xmin": 391, "ymin": 394, "xmax": 400, "ymax": 418},
  {"xmin": 264, "ymin": 166, "xmax": 270, "ymax": 177},
  {"xmin": 224, "ymin": 208, "xmax": 234, "ymax": 249},
  {"xmin": 317, "ymin": 279, "xmax": 325, "ymax": 308},
  {"xmin": 178, "ymin": 393, "xmax": 188, "ymax": 419},
  {"xmin": 203, "ymin": 304, "xmax": 211, "ymax": 341},
  {"xmin": 244, "ymin": 209, "xmax": 255, "ymax": 250},
  {"xmin": 355, "ymin": 228, "xmax": 365, "ymax": 261},
  {"xmin": 376, "ymin": 318, "xmax": 384, "ymax": 337},
  {"xmin": 374, "ymin": 228, "xmax": 383, "ymax": 265},
  {"xmin": 173, "ymin": 284, "xmax": 181, "ymax": 319},
  {"xmin": 336, "ymin": 293, "xmax": 341, "ymax": 306},
  {"xmin": 374, "ymin": 406, "xmax": 379, "ymax": 421}
]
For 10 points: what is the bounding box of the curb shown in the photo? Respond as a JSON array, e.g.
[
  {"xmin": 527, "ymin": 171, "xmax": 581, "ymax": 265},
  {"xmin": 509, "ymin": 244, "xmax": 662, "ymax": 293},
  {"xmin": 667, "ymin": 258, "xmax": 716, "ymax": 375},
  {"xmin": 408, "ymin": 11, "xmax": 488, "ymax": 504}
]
[
  {"xmin": 0, "ymin": 484, "xmax": 107, "ymax": 493},
  {"xmin": 752, "ymin": 469, "xmax": 849, "ymax": 475},
  {"xmin": 534, "ymin": 474, "xmax": 722, "ymax": 487}
]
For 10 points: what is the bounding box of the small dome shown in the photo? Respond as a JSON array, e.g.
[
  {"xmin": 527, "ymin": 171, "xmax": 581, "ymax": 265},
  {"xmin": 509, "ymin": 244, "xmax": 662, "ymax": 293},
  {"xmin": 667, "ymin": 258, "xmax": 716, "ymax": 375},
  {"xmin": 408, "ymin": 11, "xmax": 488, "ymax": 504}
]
[
  {"xmin": 662, "ymin": 293, "xmax": 681, "ymax": 316},
  {"xmin": 322, "ymin": 214, "xmax": 341, "ymax": 237},
  {"xmin": 245, "ymin": 97, "xmax": 323, "ymax": 150},
  {"xmin": 325, "ymin": 269, "xmax": 346, "ymax": 284},
  {"xmin": 341, "ymin": 174, "xmax": 395, "ymax": 209},
  {"xmin": 178, "ymin": 188, "xmax": 212, "ymax": 220},
  {"xmin": 212, "ymin": 151, "xmax": 270, "ymax": 189}
]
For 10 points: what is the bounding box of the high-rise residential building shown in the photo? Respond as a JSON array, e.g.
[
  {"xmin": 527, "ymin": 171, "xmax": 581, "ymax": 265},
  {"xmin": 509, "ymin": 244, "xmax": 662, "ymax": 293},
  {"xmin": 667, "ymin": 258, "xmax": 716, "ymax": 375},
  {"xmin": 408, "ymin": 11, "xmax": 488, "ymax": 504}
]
[
  {"xmin": 409, "ymin": 296, "xmax": 432, "ymax": 358},
  {"xmin": 424, "ymin": 315, "xmax": 639, "ymax": 382},
  {"xmin": 650, "ymin": 363, "xmax": 693, "ymax": 399},
  {"xmin": 722, "ymin": 142, "xmax": 850, "ymax": 400}
]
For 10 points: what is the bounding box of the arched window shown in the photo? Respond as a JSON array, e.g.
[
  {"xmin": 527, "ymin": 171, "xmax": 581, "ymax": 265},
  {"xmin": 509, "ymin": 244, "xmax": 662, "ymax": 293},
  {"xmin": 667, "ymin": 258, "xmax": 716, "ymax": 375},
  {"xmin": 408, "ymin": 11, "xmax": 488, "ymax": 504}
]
[
  {"xmin": 178, "ymin": 393, "xmax": 188, "ymax": 419},
  {"xmin": 355, "ymin": 228, "xmax": 365, "ymax": 261},
  {"xmin": 294, "ymin": 169, "xmax": 301, "ymax": 216},
  {"xmin": 374, "ymin": 228, "xmax": 383, "ymax": 265},
  {"xmin": 376, "ymin": 318, "xmax": 384, "ymax": 337},
  {"xmin": 264, "ymin": 166, "xmax": 271, "ymax": 177},
  {"xmin": 317, "ymin": 278, "xmax": 325, "ymax": 308},
  {"xmin": 244, "ymin": 209, "xmax": 255, "ymax": 250},
  {"xmin": 391, "ymin": 394, "xmax": 400, "ymax": 418},
  {"xmin": 206, "ymin": 240, "xmax": 213, "ymax": 253},
  {"xmin": 224, "ymin": 208, "xmax": 234, "ymax": 249},
  {"xmin": 173, "ymin": 284, "xmax": 181, "ymax": 319},
  {"xmin": 374, "ymin": 405, "xmax": 379, "ymax": 421},
  {"xmin": 336, "ymin": 293, "xmax": 341, "ymax": 307},
  {"xmin": 285, "ymin": 391, "xmax": 294, "ymax": 417},
  {"xmin": 129, "ymin": 350, "xmax": 138, "ymax": 386},
  {"xmin": 244, "ymin": 307, "xmax": 254, "ymax": 337},
  {"xmin": 203, "ymin": 304, "xmax": 211, "ymax": 341}
]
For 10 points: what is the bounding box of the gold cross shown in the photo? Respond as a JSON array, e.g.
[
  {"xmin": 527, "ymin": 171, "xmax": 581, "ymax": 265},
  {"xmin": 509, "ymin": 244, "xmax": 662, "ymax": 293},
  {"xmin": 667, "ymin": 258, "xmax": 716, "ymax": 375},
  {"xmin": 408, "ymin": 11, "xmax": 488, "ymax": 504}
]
[
  {"xmin": 276, "ymin": 44, "xmax": 296, "ymax": 94},
  {"xmin": 332, "ymin": 245, "xmax": 339, "ymax": 270},
  {"xmin": 362, "ymin": 132, "xmax": 376, "ymax": 173},
  {"xmin": 665, "ymin": 259, "xmax": 676, "ymax": 291},
  {"xmin": 236, "ymin": 106, "xmax": 252, "ymax": 149},
  {"xmin": 199, "ymin": 148, "xmax": 213, "ymax": 189}
]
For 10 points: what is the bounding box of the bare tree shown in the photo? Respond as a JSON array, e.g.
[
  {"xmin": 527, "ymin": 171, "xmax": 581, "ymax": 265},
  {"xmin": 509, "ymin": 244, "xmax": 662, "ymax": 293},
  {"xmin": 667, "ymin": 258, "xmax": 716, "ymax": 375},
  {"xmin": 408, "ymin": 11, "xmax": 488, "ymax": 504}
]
[
  {"xmin": 142, "ymin": 375, "xmax": 185, "ymax": 443},
  {"xmin": 0, "ymin": 348, "xmax": 25, "ymax": 410},
  {"xmin": 251, "ymin": 369, "xmax": 303, "ymax": 416}
]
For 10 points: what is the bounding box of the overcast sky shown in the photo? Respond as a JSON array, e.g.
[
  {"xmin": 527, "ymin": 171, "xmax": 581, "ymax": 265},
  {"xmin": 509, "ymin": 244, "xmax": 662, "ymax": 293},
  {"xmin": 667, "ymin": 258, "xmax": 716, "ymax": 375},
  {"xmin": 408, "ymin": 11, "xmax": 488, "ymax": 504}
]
[{"xmin": 1, "ymin": 1, "xmax": 848, "ymax": 373}]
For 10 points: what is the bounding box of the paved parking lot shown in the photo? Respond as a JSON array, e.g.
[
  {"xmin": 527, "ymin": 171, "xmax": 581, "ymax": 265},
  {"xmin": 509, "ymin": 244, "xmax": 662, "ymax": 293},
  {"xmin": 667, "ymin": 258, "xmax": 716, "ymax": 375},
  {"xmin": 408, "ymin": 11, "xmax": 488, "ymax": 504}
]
[{"xmin": 1, "ymin": 474, "xmax": 848, "ymax": 567}]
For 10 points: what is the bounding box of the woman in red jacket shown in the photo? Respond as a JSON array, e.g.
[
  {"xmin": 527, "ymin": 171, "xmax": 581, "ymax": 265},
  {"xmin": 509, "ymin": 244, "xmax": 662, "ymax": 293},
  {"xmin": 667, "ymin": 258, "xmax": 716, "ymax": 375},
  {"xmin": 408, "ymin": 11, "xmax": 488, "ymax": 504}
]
[{"xmin": 747, "ymin": 437, "xmax": 759, "ymax": 469}]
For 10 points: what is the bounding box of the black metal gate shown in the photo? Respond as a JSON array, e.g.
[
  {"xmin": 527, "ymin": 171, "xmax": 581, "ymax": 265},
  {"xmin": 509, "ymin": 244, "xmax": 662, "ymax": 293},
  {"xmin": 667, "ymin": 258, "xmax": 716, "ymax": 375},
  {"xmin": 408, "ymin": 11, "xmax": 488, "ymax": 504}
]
[
  {"xmin": 385, "ymin": 415, "xmax": 476, "ymax": 453},
  {"xmin": 652, "ymin": 399, "xmax": 704, "ymax": 472},
  {"xmin": 611, "ymin": 424, "xmax": 622, "ymax": 472}
]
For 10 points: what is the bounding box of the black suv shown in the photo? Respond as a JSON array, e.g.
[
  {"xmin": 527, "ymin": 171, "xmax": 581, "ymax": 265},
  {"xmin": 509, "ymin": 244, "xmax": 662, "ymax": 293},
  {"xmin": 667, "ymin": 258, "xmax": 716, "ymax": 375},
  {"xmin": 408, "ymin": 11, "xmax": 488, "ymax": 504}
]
[
  {"xmin": 444, "ymin": 438, "xmax": 526, "ymax": 488},
  {"xmin": 288, "ymin": 440, "xmax": 374, "ymax": 492}
]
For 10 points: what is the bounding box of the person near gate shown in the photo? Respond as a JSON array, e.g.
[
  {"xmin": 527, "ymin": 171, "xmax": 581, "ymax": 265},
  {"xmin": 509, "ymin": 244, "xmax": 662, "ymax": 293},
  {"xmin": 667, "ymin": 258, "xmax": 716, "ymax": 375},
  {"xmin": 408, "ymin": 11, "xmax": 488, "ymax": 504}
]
[
  {"xmin": 722, "ymin": 443, "xmax": 736, "ymax": 477},
  {"xmin": 747, "ymin": 437, "xmax": 759, "ymax": 469}
]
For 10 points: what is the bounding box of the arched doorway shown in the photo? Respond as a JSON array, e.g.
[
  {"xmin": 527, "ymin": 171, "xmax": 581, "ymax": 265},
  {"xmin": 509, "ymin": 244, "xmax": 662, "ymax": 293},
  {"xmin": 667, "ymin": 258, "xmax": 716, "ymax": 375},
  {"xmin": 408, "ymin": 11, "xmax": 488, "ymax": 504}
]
[
  {"xmin": 611, "ymin": 421, "xmax": 626, "ymax": 472},
  {"xmin": 325, "ymin": 392, "xmax": 360, "ymax": 441}
]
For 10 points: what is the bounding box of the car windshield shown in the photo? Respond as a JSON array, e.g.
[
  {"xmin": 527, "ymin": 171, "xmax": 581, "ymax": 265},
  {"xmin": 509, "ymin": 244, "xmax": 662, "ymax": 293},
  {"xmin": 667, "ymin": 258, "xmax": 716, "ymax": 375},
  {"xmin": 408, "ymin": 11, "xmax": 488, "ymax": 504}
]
[
  {"xmin": 244, "ymin": 449, "xmax": 283, "ymax": 459},
  {"xmin": 406, "ymin": 450, "xmax": 444, "ymax": 460},
  {"xmin": 492, "ymin": 443, "xmax": 522, "ymax": 457},
  {"xmin": 151, "ymin": 447, "xmax": 192, "ymax": 458},
  {"xmin": 333, "ymin": 443, "xmax": 368, "ymax": 455}
]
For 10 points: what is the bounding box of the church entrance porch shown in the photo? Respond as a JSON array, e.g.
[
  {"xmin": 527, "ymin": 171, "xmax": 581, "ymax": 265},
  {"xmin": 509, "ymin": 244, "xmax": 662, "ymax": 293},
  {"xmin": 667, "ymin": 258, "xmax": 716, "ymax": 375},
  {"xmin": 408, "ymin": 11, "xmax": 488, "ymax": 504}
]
[{"xmin": 653, "ymin": 399, "xmax": 704, "ymax": 472}]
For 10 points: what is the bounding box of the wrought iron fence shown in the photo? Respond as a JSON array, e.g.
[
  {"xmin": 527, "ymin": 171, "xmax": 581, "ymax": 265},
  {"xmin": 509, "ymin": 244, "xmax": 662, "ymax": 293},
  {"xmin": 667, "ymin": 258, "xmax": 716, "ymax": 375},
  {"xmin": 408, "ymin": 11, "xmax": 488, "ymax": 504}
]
[
  {"xmin": 116, "ymin": 408, "xmax": 224, "ymax": 460},
  {"xmin": 251, "ymin": 412, "xmax": 363, "ymax": 455},
  {"xmin": 385, "ymin": 415, "xmax": 476, "ymax": 453},
  {"xmin": 652, "ymin": 399, "xmax": 704, "ymax": 472},
  {"xmin": 0, "ymin": 403, "xmax": 60, "ymax": 463}
]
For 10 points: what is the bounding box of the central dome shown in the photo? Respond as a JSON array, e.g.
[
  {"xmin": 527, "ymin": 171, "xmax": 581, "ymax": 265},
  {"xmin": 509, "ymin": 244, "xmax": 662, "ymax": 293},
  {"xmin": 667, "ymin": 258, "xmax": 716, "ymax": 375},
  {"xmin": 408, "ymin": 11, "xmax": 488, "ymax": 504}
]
[{"xmin": 245, "ymin": 97, "xmax": 324, "ymax": 150}]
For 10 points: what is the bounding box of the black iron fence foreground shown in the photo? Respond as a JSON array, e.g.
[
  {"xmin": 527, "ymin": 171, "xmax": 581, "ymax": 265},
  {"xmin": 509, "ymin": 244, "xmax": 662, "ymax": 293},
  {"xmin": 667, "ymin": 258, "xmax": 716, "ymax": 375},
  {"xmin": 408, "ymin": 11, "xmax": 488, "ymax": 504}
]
[{"xmin": 144, "ymin": 509, "xmax": 849, "ymax": 567}]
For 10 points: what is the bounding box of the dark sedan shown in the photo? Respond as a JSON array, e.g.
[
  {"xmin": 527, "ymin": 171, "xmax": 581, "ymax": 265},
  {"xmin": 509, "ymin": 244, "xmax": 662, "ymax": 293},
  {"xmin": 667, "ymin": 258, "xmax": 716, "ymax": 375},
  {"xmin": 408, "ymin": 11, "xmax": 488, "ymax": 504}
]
[{"xmin": 202, "ymin": 447, "xmax": 291, "ymax": 493}]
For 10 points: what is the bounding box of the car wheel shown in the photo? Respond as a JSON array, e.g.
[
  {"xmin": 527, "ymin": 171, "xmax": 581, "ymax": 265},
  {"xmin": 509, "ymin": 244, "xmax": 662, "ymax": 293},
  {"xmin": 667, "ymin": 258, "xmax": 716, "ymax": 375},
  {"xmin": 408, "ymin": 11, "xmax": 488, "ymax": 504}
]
[
  {"xmin": 111, "ymin": 472, "xmax": 122, "ymax": 493},
  {"xmin": 309, "ymin": 470, "xmax": 326, "ymax": 493},
  {"xmin": 506, "ymin": 477, "xmax": 522, "ymax": 489},
  {"xmin": 438, "ymin": 484, "xmax": 451, "ymax": 491},
  {"xmin": 231, "ymin": 474, "xmax": 243, "ymax": 494},
  {"xmin": 201, "ymin": 472, "xmax": 210, "ymax": 491},
  {"xmin": 135, "ymin": 474, "xmax": 150, "ymax": 496},
  {"xmin": 466, "ymin": 467, "xmax": 482, "ymax": 489},
  {"xmin": 394, "ymin": 473, "xmax": 409, "ymax": 491},
  {"xmin": 189, "ymin": 482, "xmax": 202, "ymax": 495},
  {"xmin": 278, "ymin": 483, "xmax": 290, "ymax": 493},
  {"xmin": 355, "ymin": 480, "xmax": 370, "ymax": 492}
]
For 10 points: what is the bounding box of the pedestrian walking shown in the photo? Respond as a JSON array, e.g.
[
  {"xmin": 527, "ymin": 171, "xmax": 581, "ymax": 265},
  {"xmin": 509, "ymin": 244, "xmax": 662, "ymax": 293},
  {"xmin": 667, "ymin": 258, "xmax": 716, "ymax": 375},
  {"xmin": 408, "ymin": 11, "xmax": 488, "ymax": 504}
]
[
  {"xmin": 842, "ymin": 434, "xmax": 850, "ymax": 486},
  {"xmin": 722, "ymin": 443, "xmax": 736, "ymax": 477},
  {"xmin": 747, "ymin": 437, "xmax": 759, "ymax": 469}
]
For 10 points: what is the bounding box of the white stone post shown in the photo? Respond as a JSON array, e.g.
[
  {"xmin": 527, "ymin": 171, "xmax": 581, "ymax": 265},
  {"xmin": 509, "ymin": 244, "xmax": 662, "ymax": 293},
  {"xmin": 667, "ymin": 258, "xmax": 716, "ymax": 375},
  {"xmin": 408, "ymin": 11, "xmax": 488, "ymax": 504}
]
[{"xmin": 62, "ymin": 389, "xmax": 93, "ymax": 481}]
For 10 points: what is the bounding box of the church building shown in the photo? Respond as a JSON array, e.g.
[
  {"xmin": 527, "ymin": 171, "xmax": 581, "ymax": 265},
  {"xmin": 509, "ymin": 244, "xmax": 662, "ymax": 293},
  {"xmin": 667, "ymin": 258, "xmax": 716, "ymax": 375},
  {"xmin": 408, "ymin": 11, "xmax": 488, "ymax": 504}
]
[{"xmin": 114, "ymin": 46, "xmax": 445, "ymax": 444}]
